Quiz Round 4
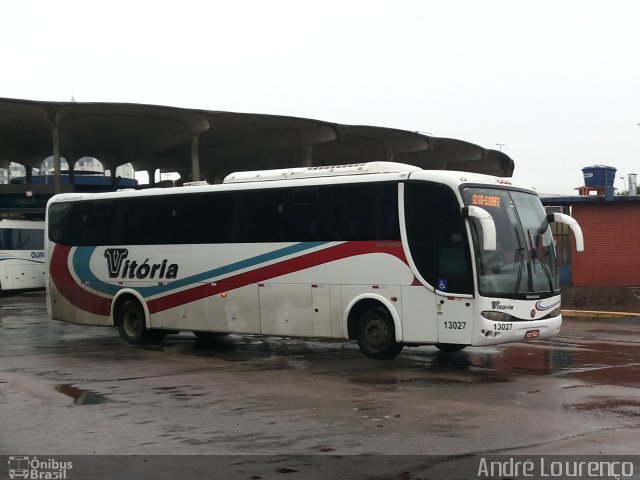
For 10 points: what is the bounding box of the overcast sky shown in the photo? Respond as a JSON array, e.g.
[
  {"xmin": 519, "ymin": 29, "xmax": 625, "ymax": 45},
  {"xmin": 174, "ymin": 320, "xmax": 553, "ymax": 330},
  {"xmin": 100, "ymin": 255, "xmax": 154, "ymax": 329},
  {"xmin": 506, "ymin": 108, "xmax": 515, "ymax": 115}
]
[{"xmin": 2, "ymin": 0, "xmax": 639, "ymax": 193}]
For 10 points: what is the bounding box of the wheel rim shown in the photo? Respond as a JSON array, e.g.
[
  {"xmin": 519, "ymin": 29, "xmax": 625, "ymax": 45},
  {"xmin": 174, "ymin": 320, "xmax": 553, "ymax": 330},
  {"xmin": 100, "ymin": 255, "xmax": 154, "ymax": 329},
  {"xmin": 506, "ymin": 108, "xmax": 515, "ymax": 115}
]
[
  {"xmin": 364, "ymin": 316, "xmax": 389, "ymax": 350},
  {"xmin": 123, "ymin": 309, "xmax": 142, "ymax": 338}
]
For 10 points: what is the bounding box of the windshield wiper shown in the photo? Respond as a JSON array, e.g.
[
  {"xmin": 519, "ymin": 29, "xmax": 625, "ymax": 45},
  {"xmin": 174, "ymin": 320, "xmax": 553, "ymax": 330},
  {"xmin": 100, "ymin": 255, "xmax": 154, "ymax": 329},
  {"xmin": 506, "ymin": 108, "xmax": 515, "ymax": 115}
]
[
  {"xmin": 514, "ymin": 227, "xmax": 526, "ymax": 293},
  {"xmin": 528, "ymin": 229, "xmax": 554, "ymax": 294}
]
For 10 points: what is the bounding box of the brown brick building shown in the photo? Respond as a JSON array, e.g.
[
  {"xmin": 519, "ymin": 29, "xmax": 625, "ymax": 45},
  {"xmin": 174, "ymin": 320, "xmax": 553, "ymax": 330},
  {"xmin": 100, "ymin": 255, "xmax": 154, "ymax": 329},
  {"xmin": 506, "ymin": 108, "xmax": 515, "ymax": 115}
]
[{"xmin": 542, "ymin": 195, "xmax": 640, "ymax": 287}]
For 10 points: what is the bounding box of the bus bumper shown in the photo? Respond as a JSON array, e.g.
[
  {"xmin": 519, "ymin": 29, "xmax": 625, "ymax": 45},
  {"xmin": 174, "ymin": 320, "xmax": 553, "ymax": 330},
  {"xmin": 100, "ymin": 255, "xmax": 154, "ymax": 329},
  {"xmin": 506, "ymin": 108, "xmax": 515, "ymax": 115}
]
[{"xmin": 471, "ymin": 315, "xmax": 562, "ymax": 346}]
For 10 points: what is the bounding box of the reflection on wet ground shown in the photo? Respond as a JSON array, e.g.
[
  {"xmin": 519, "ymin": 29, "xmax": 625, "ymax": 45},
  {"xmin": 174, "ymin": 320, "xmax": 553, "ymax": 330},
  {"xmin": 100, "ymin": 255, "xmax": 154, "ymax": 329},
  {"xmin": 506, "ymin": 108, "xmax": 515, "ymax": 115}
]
[
  {"xmin": 3, "ymin": 292, "xmax": 639, "ymax": 389},
  {"xmin": 144, "ymin": 327, "xmax": 640, "ymax": 390},
  {"xmin": 0, "ymin": 293, "xmax": 638, "ymax": 386},
  {"xmin": 3, "ymin": 293, "xmax": 640, "ymax": 456},
  {"xmin": 1, "ymin": 291, "xmax": 639, "ymax": 388},
  {"xmin": 569, "ymin": 397, "xmax": 640, "ymax": 418},
  {"xmin": 55, "ymin": 383, "xmax": 112, "ymax": 405}
]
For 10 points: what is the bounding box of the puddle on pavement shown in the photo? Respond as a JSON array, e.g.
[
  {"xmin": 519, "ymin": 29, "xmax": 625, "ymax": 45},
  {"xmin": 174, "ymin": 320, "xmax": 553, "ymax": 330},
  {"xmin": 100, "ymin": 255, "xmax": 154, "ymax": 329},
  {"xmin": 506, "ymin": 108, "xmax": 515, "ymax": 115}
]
[
  {"xmin": 477, "ymin": 340, "xmax": 640, "ymax": 386},
  {"xmin": 139, "ymin": 331, "xmax": 640, "ymax": 389},
  {"xmin": 55, "ymin": 384, "xmax": 112, "ymax": 405},
  {"xmin": 151, "ymin": 385, "xmax": 206, "ymax": 401},
  {"xmin": 165, "ymin": 334, "xmax": 343, "ymax": 364},
  {"xmin": 569, "ymin": 397, "xmax": 640, "ymax": 418}
]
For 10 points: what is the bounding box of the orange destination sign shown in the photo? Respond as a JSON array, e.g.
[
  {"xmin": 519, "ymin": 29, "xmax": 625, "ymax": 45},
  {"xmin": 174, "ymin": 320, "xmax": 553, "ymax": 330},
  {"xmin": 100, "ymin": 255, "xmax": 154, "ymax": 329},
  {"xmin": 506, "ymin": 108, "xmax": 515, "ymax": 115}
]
[{"xmin": 471, "ymin": 194, "xmax": 501, "ymax": 208}]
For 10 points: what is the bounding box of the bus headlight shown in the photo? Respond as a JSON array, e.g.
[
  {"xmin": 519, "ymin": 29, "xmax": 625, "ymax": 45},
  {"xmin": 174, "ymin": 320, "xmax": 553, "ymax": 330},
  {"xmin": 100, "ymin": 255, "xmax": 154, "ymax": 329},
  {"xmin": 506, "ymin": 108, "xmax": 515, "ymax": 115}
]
[{"xmin": 481, "ymin": 311, "xmax": 513, "ymax": 322}]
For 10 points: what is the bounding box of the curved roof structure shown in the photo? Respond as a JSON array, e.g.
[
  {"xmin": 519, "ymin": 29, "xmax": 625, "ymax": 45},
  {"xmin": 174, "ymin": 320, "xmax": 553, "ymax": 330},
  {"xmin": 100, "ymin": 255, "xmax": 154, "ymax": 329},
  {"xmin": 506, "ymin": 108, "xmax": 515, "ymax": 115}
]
[{"xmin": 0, "ymin": 97, "xmax": 514, "ymax": 188}]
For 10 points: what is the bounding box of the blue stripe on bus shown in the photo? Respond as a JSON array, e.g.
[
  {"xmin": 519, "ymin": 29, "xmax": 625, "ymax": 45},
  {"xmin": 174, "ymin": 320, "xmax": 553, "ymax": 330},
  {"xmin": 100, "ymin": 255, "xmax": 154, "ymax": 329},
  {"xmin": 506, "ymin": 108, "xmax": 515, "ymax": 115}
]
[
  {"xmin": 0, "ymin": 257, "xmax": 45, "ymax": 264},
  {"xmin": 71, "ymin": 242, "xmax": 331, "ymax": 299}
]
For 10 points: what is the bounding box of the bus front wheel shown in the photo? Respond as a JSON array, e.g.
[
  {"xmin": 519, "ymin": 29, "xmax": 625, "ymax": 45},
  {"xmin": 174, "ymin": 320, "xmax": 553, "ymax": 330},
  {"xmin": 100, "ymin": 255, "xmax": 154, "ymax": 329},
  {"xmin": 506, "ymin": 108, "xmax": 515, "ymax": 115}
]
[
  {"xmin": 116, "ymin": 299, "xmax": 162, "ymax": 345},
  {"xmin": 357, "ymin": 306, "xmax": 403, "ymax": 359}
]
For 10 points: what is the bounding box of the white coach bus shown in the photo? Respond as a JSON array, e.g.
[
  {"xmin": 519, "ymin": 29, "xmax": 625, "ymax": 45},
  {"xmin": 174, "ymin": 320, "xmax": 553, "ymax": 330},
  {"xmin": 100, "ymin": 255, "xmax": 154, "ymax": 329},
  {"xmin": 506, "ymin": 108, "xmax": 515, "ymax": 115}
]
[
  {"xmin": 45, "ymin": 162, "xmax": 583, "ymax": 358},
  {"xmin": 0, "ymin": 219, "xmax": 46, "ymax": 291}
]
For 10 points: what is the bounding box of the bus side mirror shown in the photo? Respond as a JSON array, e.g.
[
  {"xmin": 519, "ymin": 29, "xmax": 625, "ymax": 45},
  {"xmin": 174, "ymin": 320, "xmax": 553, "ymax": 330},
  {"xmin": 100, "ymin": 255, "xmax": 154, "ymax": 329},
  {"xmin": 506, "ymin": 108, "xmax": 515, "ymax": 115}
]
[
  {"xmin": 547, "ymin": 213, "xmax": 584, "ymax": 252},
  {"xmin": 464, "ymin": 206, "xmax": 496, "ymax": 251}
]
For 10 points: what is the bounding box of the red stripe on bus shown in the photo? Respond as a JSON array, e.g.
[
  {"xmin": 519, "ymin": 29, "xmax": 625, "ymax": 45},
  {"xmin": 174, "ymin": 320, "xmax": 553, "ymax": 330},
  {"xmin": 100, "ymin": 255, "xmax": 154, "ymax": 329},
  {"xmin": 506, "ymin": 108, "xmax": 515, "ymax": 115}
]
[
  {"xmin": 147, "ymin": 241, "xmax": 407, "ymax": 313},
  {"xmin": 50, "ymin": 244, "xmax": 112, "ymax": 316},
  {"xmin": 51, "ymin": 241, "xmax": 407, "ymax": 316}
]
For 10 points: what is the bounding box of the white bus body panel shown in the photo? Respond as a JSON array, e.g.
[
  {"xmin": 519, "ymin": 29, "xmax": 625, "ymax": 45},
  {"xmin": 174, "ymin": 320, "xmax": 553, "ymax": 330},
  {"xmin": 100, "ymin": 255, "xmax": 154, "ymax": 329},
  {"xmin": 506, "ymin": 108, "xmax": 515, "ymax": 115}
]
[
  {"xmin": 260, "ymin": 284, "xmax": 313, "ymax": 336},
  {"xmin": 0, "ymin": 219, "xmax": 45, "ymax": 291},
  {"xmin": 437, "ymin": 296, "xmax": 474, "ymax": 345},
  {"xmin": 0, "ymin": 257, "xmax": 46, "ymax": 290},
  {"xmin": 48, "ymin": 241, "xmax": 417, "ymax": 341},
  {"xmin": 204, "ymin": 285, "xmax": 261, "ymax": 334},
  {"xmin": 400, "ymin": 286, "xmax": 438, "ymax": 343}
]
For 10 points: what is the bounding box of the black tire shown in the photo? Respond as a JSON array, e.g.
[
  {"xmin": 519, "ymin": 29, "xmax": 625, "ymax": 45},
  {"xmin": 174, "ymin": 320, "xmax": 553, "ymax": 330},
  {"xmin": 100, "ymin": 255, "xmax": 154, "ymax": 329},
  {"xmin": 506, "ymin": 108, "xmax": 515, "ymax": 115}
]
[
  {"xmin": 356, "ymin": 306, "xmax": 403, "ymax": 359},
  {"xmin": 116, "ymin": 299, "xmax": 153, "ymax": 345},
  {"xmin": 435, "ymin": 343, "xmax": 466, "ymax": 352}
]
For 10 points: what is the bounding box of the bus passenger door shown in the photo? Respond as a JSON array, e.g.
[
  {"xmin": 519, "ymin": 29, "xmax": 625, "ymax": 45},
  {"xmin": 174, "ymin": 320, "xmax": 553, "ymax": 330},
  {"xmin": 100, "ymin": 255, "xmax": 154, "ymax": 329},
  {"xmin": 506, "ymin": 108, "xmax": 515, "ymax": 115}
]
[
  {"xmin": 434, "ymin": 216, "xmax": 474, "ymax": 345},
  {"xmin": 436, "ymin": 295, "xmax": 473, "ymax": 345}
]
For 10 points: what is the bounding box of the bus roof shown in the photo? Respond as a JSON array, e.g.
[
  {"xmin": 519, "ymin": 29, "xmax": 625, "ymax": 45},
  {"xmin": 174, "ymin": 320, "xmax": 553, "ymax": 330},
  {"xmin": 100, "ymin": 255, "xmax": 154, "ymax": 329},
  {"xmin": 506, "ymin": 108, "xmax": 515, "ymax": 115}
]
[
  {"xmin": 46, "ymin": 163, "xmax": 536, "ymax": 206},
  {"xmin": 223, "ymin": 162, "xmax": 422, "ymax": 183}
]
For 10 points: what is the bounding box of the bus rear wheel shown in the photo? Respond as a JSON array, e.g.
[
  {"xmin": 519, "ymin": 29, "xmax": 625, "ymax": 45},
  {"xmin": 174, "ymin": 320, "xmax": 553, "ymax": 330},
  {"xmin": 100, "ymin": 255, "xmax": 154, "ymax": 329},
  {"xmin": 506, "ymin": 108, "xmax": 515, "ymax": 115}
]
[
  {"xmin": 357, "ymin": 306, "xmax": 403, "ymax": 359},
  {"xmin": 116, "ymin": 299, "xmax": 162, "ymax": 345}
]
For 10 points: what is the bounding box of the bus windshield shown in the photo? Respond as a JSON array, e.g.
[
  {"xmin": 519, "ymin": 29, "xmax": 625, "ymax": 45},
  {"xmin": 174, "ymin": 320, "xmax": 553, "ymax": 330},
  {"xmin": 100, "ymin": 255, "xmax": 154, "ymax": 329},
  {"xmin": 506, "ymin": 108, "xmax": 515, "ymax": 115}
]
[{"xmin": 463, "ymin": 188, "xmax": 559, "ymax": 298}]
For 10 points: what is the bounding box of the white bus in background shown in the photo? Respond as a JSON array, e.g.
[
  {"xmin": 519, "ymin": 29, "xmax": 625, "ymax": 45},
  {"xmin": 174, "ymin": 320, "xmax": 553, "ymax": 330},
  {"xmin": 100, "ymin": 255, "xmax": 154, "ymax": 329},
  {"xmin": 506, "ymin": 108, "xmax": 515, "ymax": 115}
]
[
  {"xmin": 44, "ymin": 162, "xmax": 583, "ymax": 359},
  {"xmin": 0, "ymin": 219, "xmax": 45, "ymax": 291}
]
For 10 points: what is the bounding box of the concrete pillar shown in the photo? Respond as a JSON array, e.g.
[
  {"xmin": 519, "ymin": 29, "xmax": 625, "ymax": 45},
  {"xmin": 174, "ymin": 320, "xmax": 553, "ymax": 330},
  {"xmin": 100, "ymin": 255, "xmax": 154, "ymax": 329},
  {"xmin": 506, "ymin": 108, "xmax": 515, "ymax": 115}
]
[
  {"xmin": 147, "ymin": 168, "xmax": 156, "ymax": 186},
  {"xmin": 52, "ymin": 122, "xmax": 62, "ymax": 193},
  {"xmin": 69, "ymin": 159, "xmax": 76, "ymax": 191},
  {"xmin": 191, "ymin": 134, "xmax": 200, "ymax": 182},
  {"xmin": 26, "ymin": 166, "xmax": 33, "ymax": 190},
  {"xmin": 302, "ymin": 145, "xmax": 314, "ymax": 167}
]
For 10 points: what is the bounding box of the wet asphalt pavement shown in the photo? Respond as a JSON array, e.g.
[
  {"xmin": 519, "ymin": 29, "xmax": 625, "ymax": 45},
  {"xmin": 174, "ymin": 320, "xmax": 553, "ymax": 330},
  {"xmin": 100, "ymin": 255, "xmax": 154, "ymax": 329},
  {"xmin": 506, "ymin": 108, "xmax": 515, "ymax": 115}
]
[{"xmin": 1, "ymin": 291, "xmax": 639, "ymax": 477}]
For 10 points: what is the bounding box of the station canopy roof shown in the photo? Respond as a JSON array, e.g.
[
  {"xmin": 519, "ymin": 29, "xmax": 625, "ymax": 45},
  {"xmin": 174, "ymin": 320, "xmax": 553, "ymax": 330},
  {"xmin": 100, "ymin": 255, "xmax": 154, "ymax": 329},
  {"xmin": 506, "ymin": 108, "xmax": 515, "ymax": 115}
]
[{"xmin": 0, "ymin": 97, "xmax": 514, "ymax": 183}]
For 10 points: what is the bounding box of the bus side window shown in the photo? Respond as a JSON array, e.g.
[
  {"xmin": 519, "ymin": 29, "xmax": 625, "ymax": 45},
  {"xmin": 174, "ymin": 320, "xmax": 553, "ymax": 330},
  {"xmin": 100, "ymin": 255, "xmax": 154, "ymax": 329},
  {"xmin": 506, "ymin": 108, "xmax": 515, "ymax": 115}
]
[
  {"xmin": 166, "ymin": 191, "xmax": 237, "ymax": 244},
  {"xmin": 90, "ymin": 201, "xmax": 112, "ymax": 245},
  {"xmin": 17, "ymin": 229, "xmax": 44, "ymax": 250},
  {"xmin": 123, "ymin": 197, "xmax": 172, "ymax": 245},
  {"xmin": 373, "ymin": 183, "xmax": 400, "ymax": 240},
  {"xmin": 170, "ymin": 194, "xmax": 202, "ymax": 244},
  {"xmin": 314, "ymin": 183, "xmax": 399, "ymax": 241},
  {"xmin": 285, "ymin": 188, "xmax": 319, "ymax": 241},
  {"xmin": 1, "ymin": 229, "xmax": 15, "ymax": 249},
  {"xmin": 210, "ymin": 192, "xmax": 236, "ymax": 243},
  {"xmin": 234, "ymin": 189, "xmax": 285, "ymax": 243}
]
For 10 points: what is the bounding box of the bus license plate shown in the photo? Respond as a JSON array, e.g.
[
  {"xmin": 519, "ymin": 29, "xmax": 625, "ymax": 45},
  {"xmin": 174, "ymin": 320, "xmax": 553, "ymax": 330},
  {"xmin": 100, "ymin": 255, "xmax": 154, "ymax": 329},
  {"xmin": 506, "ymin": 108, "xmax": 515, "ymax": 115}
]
[{"xmin": 525, "ymin": 329, "xmax": 540, "ymax": 339}]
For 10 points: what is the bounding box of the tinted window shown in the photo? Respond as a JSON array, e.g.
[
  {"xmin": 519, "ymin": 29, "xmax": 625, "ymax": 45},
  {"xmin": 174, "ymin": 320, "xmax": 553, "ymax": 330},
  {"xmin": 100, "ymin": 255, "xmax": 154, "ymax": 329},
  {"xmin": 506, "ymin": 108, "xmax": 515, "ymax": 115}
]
[
  {"xmin": 0, "ymin": 228, "xmax": 44, "ymax": 250},
  {"xmin": 404, "ymin": 182, "xmax": 473, "ymax": 294},
  {"xmin": 48, "ymin": 182, "xmax": 400, "ymax": 246},
  {"xmin": 122, "ymin": 196, "xmax": 172, "ymax": 245},
  {"xmin": 48, "ymin": 201, "xmax": 100, "ymax": 246}
]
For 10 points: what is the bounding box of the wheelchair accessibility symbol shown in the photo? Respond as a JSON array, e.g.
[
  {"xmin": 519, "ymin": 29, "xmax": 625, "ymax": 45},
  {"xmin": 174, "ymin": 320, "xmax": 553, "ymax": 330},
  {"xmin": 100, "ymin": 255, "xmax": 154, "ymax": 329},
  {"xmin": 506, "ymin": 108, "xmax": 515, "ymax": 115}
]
[{"xmin": 437, "ymin": 278, "xmax": 448, "ymax": 291}]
